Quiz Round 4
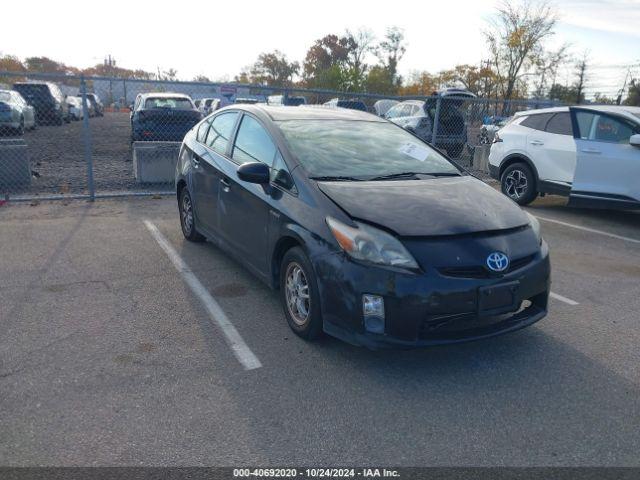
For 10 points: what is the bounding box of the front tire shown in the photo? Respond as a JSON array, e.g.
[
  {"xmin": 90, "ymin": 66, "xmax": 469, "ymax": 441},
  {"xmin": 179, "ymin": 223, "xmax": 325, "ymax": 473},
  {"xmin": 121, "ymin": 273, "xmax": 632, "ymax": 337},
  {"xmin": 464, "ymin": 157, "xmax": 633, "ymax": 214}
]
[
  {"xmin": 280, "ymin": 247, "xmax": 323, "ymax": 340},
  {"xmin": 178, "ymin": 188, "xmax": 205, "ymax": 242},
  {"xmin": 501, "ymin": 162, "xmax": 537, "ymax": 205}
]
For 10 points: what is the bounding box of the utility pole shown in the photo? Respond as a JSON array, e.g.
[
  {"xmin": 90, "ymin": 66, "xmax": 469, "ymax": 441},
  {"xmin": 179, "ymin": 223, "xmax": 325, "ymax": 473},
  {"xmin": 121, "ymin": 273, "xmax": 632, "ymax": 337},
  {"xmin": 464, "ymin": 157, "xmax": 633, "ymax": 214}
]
[{"xmin": 617, "ymin": 67, "xmax": 632, "ymax": 105}]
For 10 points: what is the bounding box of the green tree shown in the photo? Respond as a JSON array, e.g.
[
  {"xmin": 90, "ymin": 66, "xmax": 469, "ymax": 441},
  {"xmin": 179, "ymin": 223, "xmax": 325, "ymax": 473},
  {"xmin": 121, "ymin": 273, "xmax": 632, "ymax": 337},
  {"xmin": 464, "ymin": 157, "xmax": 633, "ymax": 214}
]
[
  {"xmin": 249, "ymin": 50, "xmax": 299, "ymax": 87},
  {"xmin": 548, "ymin": 83, "xmax": 581, "ymax": 103},
  {"xmin": 624, "ymin": 79, "xmax": 640, "ymax": 106},
  {"xmin": 365, "ymin": 65, "xmax": 396, "ymax": 95},
  {"xmin": 302, "ymin": 34, "xmax": 351, "ymax": 89}
]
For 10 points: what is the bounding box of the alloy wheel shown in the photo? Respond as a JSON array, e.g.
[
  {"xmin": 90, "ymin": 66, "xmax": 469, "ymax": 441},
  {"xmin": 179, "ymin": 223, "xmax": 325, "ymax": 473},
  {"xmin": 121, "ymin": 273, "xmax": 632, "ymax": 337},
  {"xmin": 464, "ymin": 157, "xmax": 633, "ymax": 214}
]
[
  {"xmin": 181, "ymin": 194, "xmax": 194, "ymax": 235},
  {"xmin": 285, "ymin": 262, "xmax": 311, "ymax": 326},
  {"xmin": 504, "ymin": 169, "xmax": 528, "ymax": 200}
]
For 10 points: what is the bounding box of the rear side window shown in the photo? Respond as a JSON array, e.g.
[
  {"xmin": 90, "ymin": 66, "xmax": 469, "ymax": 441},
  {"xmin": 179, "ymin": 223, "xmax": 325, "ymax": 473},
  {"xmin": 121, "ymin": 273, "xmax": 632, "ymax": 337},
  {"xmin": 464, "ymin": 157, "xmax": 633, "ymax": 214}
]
[
  {"xmin": 520, "ymin": 113, "xmax": 554, "ymax": 131},
  {"xmin": 206, "ymin": 112, "xmax": 238, "ymax": 155},
  {"xmin": 232, "ymin": 115, "xmax": 277, "ymax": 166},
  {"xmin": 545, "ymin": 113, "xmax": 573, "ymax": 135},
  {"xmin": 575, "ymin": 111, "xmax": 639, "ymax": 144}
]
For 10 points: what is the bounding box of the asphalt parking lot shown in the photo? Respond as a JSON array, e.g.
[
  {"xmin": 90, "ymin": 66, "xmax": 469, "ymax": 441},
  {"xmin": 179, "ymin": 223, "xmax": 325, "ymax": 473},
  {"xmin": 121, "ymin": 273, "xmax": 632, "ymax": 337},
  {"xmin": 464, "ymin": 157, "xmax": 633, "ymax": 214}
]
[{"xmin": 1, "ymin": 195, "xmax": 639, "ymax": 466}]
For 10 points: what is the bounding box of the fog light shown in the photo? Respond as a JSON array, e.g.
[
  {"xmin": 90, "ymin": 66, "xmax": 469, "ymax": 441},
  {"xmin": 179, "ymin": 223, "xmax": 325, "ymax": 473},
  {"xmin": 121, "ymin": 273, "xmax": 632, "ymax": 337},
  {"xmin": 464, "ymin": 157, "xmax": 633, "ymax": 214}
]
[{"xmin": 363, "ymin": 294, "xmax": 385, "ymax": 334}]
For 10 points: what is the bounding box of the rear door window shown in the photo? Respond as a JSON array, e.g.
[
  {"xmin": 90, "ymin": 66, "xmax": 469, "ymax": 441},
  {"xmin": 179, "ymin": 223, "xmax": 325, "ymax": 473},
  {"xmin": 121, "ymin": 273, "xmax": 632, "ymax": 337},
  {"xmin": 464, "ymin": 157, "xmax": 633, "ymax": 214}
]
[
  {"xmin": 206, "ymin": 111, "xmax": 238, "ymax": 155},
  {"xmin": 520, "ymin": 113, "xmax": 554, "ymax": 131},
  {"xmin": 545, "ymin": 112, "xmax": 573, "ymax": 135}
]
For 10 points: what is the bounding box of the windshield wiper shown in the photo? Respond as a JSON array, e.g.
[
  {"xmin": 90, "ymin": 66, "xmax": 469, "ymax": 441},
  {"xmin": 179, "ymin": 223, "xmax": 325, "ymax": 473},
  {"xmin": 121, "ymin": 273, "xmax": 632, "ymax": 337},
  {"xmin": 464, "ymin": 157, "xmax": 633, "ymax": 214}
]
[
  {"xmin": 310, "ymin": 175, "xmax": 363, "ymax": 182},
  {"xmin": 368, "ymin": 171, "xmax": 460, "ymax": 181},
  {"xmin": 368, "ymin": 172, "xmax": 422, "ymax": 181}
]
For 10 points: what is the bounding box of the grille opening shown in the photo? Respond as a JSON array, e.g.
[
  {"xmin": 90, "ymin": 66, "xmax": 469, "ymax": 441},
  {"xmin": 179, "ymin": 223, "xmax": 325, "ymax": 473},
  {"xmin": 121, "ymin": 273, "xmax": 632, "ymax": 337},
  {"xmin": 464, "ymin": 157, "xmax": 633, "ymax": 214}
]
[{"xmin": 438, "ymin": 254, "xmax": 535, "ymax": 279}]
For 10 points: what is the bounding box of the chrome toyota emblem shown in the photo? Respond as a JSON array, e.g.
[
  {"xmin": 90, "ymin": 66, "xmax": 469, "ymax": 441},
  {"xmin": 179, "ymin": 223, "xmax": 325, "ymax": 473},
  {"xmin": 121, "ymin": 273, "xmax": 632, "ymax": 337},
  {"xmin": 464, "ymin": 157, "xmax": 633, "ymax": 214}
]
[{"xmin": 486, "ymin": 252, "xmax": 509, "ymax": 272}]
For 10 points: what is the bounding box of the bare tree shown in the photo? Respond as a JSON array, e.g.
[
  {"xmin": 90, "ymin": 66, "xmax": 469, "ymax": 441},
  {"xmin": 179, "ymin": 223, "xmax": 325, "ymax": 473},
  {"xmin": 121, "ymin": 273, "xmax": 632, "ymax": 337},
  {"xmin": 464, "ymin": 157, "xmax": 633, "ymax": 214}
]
[
  {"xmin": 377, "ymin": 27, "xmax": 407, "ymax": 86},
  {"xmin": 485, "ymin": 0, "xmax": 560, "ymax": 104},
  {"xmin": 574, "ymin": 52, "xmax": 589, "ymax": 104},
  {"xmin": 344, "ymin": 28, "xmax": 376, "ymax": 91},
  {"xmin": 532, "ymin": 45, "xmax": 570, "ymax": 98}
]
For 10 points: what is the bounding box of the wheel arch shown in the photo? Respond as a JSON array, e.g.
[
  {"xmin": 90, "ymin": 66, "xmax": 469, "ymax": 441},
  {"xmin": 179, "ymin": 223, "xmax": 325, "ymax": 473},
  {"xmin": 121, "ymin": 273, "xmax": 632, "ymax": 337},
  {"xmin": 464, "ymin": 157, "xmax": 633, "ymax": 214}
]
[
  {"xmin": 176, "ymin": 178, "xmax": 187, "ymax": 202},
  {"xmin": 271, "ymin": 234, "xmax": 305, "ymax": 290}
]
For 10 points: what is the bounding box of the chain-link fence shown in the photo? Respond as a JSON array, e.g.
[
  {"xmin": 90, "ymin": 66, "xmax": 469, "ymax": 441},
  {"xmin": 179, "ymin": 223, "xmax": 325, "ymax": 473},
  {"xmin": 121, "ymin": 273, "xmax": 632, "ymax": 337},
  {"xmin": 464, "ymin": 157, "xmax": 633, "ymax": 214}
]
[{"xmin": 0, "ymin": 70, "xmax": 560, "ymax": 201}]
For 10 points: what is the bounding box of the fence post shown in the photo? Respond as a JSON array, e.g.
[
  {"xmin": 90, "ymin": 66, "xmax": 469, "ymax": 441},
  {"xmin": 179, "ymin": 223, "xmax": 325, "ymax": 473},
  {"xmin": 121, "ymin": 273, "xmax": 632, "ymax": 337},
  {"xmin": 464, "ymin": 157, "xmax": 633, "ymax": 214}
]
[
  {"xmin": 80, "ymin": 75, "xmax": 95, "ymax": 201},
  {"xmin": 431, "ymin": 96, "xmax": 442, "ymax": 148}
]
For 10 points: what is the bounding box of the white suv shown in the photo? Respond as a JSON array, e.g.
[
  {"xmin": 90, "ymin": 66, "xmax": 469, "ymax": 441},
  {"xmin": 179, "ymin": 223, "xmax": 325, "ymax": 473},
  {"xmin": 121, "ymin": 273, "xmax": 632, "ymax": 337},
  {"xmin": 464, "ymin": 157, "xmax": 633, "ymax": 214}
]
[{"xmin": 488, "ymin": 105, "xmax": 640, "ymax": 209}]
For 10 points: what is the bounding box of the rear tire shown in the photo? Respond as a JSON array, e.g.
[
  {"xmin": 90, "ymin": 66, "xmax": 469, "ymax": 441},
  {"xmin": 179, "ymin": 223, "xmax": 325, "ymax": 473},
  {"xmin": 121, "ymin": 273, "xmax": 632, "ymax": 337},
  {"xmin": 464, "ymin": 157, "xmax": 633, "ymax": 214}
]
[
  {"xmin": 280, "ymin": 247, "xmax": 323, "ymax": 341},
  {"xmin": 178, "ymin": 188, "xmax": 205, "ymax": 242},
  {"xmin": 501, "ymin": 162, "xmax": 537, "ymax": 205}
]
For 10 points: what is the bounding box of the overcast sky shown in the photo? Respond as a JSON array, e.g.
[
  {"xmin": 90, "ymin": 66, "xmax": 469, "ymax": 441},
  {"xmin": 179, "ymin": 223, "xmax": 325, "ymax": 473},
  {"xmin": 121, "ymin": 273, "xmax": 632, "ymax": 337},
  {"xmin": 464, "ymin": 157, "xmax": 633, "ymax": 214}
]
[{"xmin": 2, "ymin": 0, "xmax": 639, "ymax": 98}]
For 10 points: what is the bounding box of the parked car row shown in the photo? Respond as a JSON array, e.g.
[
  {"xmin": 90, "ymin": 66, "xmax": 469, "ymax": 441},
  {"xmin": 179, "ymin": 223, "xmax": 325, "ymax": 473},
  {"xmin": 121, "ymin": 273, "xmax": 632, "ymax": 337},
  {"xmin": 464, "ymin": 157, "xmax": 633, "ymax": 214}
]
[{"xmin": 0, "ymin": 81, "xmax": 104, "ymax": 135}]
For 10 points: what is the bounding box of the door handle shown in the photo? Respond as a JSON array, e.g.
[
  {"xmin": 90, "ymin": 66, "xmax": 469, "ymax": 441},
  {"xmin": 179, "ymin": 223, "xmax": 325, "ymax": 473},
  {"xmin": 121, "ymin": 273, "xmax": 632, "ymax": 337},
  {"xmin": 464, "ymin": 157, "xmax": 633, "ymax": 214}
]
[
  {"xmin": 529, "ymin": 140, "xmax": 544, "ymax": 146},
  {"xmin": 581, "ymin": 148, "xmax": 601, "ymax": 154},
  {"xmin": 220, "ymin": 177, "xmax": 231, "ymax": 192}
]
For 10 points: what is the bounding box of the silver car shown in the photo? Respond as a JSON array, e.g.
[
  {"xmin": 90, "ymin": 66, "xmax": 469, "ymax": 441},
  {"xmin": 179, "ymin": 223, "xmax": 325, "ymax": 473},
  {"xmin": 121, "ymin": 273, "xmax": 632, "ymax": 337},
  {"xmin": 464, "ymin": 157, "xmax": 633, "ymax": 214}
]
[
  {"xmin": 66, "ymin": 96, "xmax": 84, "ymax": 121},
  {"xmin": 0, "ymin": 90, "xmax": 36, "ymax": 135}
]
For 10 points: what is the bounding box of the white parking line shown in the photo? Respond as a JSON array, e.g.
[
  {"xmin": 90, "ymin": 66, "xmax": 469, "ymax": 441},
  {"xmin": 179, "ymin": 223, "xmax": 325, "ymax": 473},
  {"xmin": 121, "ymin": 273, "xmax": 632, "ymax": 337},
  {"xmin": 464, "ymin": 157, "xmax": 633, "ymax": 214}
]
[
  {"xmin": 534, "ymin": 215, "xmax": 640, "ymax": 245},
  {"xmin": 143, "ymin": 220, "xmax": 262, "ymax": 371},
  {"xmin": 550, "ymin": 291, "xmax": 579, "ymax": 306}
]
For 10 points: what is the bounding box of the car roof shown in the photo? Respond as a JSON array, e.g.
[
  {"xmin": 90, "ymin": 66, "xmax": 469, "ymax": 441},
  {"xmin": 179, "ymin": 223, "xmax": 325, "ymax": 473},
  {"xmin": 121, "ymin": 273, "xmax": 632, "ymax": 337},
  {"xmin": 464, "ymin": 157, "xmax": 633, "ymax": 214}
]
[
  {"xmin": 140, "ymin": 92, "xmax": 191, "ymax": 99},
  {"xmin": 225, "ymin": 104, "xmax": 386, "ymax": 122},
  {"xmin": 576, "ymin": 104, "xmax": 640, "ymax": 119},
  {"xmin": 514, "ymin": 105, "xmax": 640, "ymax": 122},
  {"xmin": 514, "ymin": 106, "xmax": 568, "ymax": 116}
]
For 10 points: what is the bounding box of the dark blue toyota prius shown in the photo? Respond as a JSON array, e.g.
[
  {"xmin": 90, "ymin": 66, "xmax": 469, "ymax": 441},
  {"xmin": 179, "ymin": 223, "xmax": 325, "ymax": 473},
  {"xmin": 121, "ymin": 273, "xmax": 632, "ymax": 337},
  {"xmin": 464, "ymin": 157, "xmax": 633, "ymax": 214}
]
[{"xmin": 175, "ymin": 105, "xmax": 550, "ymax": 348}]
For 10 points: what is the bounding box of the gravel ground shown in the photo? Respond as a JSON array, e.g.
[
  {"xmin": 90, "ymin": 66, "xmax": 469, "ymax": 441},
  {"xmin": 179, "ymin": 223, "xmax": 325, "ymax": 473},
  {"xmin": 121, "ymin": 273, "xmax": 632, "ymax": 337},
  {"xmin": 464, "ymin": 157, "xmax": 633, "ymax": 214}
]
[{"xmin": 2, "ymin": 113, "xmax": 173, "ymax": 197}]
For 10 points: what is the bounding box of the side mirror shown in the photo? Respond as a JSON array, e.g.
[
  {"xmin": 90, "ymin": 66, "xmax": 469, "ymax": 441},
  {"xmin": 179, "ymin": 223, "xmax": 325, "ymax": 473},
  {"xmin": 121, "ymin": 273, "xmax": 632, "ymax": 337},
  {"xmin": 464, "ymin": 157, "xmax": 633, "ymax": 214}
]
[
  {"xmin": 630, "ymin": 134, "xmax": 640, "ymax": 147},
  {"xmin": 237, "ymin": 161, "xmax": 270, "ymax": 184}
]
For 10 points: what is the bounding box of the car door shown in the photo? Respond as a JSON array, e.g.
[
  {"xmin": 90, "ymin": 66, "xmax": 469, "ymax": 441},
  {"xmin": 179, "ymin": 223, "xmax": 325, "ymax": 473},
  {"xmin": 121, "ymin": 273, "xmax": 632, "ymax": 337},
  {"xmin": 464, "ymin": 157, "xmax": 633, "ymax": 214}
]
[
  {"xmin": 521, "ymin": 112, "xmax": 575, "ymax": 184},
  {"xmin": 192, "ymin": 111, "xmax": 239, "ymax": 234},
  {"xmin": 217, "ymin": 113, "xmax": 276, "ymax": 277},
  {"xmin": 539, "ymin": 112, "xmax": 576, "ymax": 185},
  {"xmin": 569, "ymin": 108, "xmax": 640, "ymax": 208}
]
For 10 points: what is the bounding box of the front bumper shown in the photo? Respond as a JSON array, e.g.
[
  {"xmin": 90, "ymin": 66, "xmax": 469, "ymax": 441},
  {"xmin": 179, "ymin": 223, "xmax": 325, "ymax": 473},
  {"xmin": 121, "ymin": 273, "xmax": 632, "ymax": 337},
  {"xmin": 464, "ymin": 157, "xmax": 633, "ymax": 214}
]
[{"xmin": 314, "ymin": 242, "xmax": 550, "ymax": 349}]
